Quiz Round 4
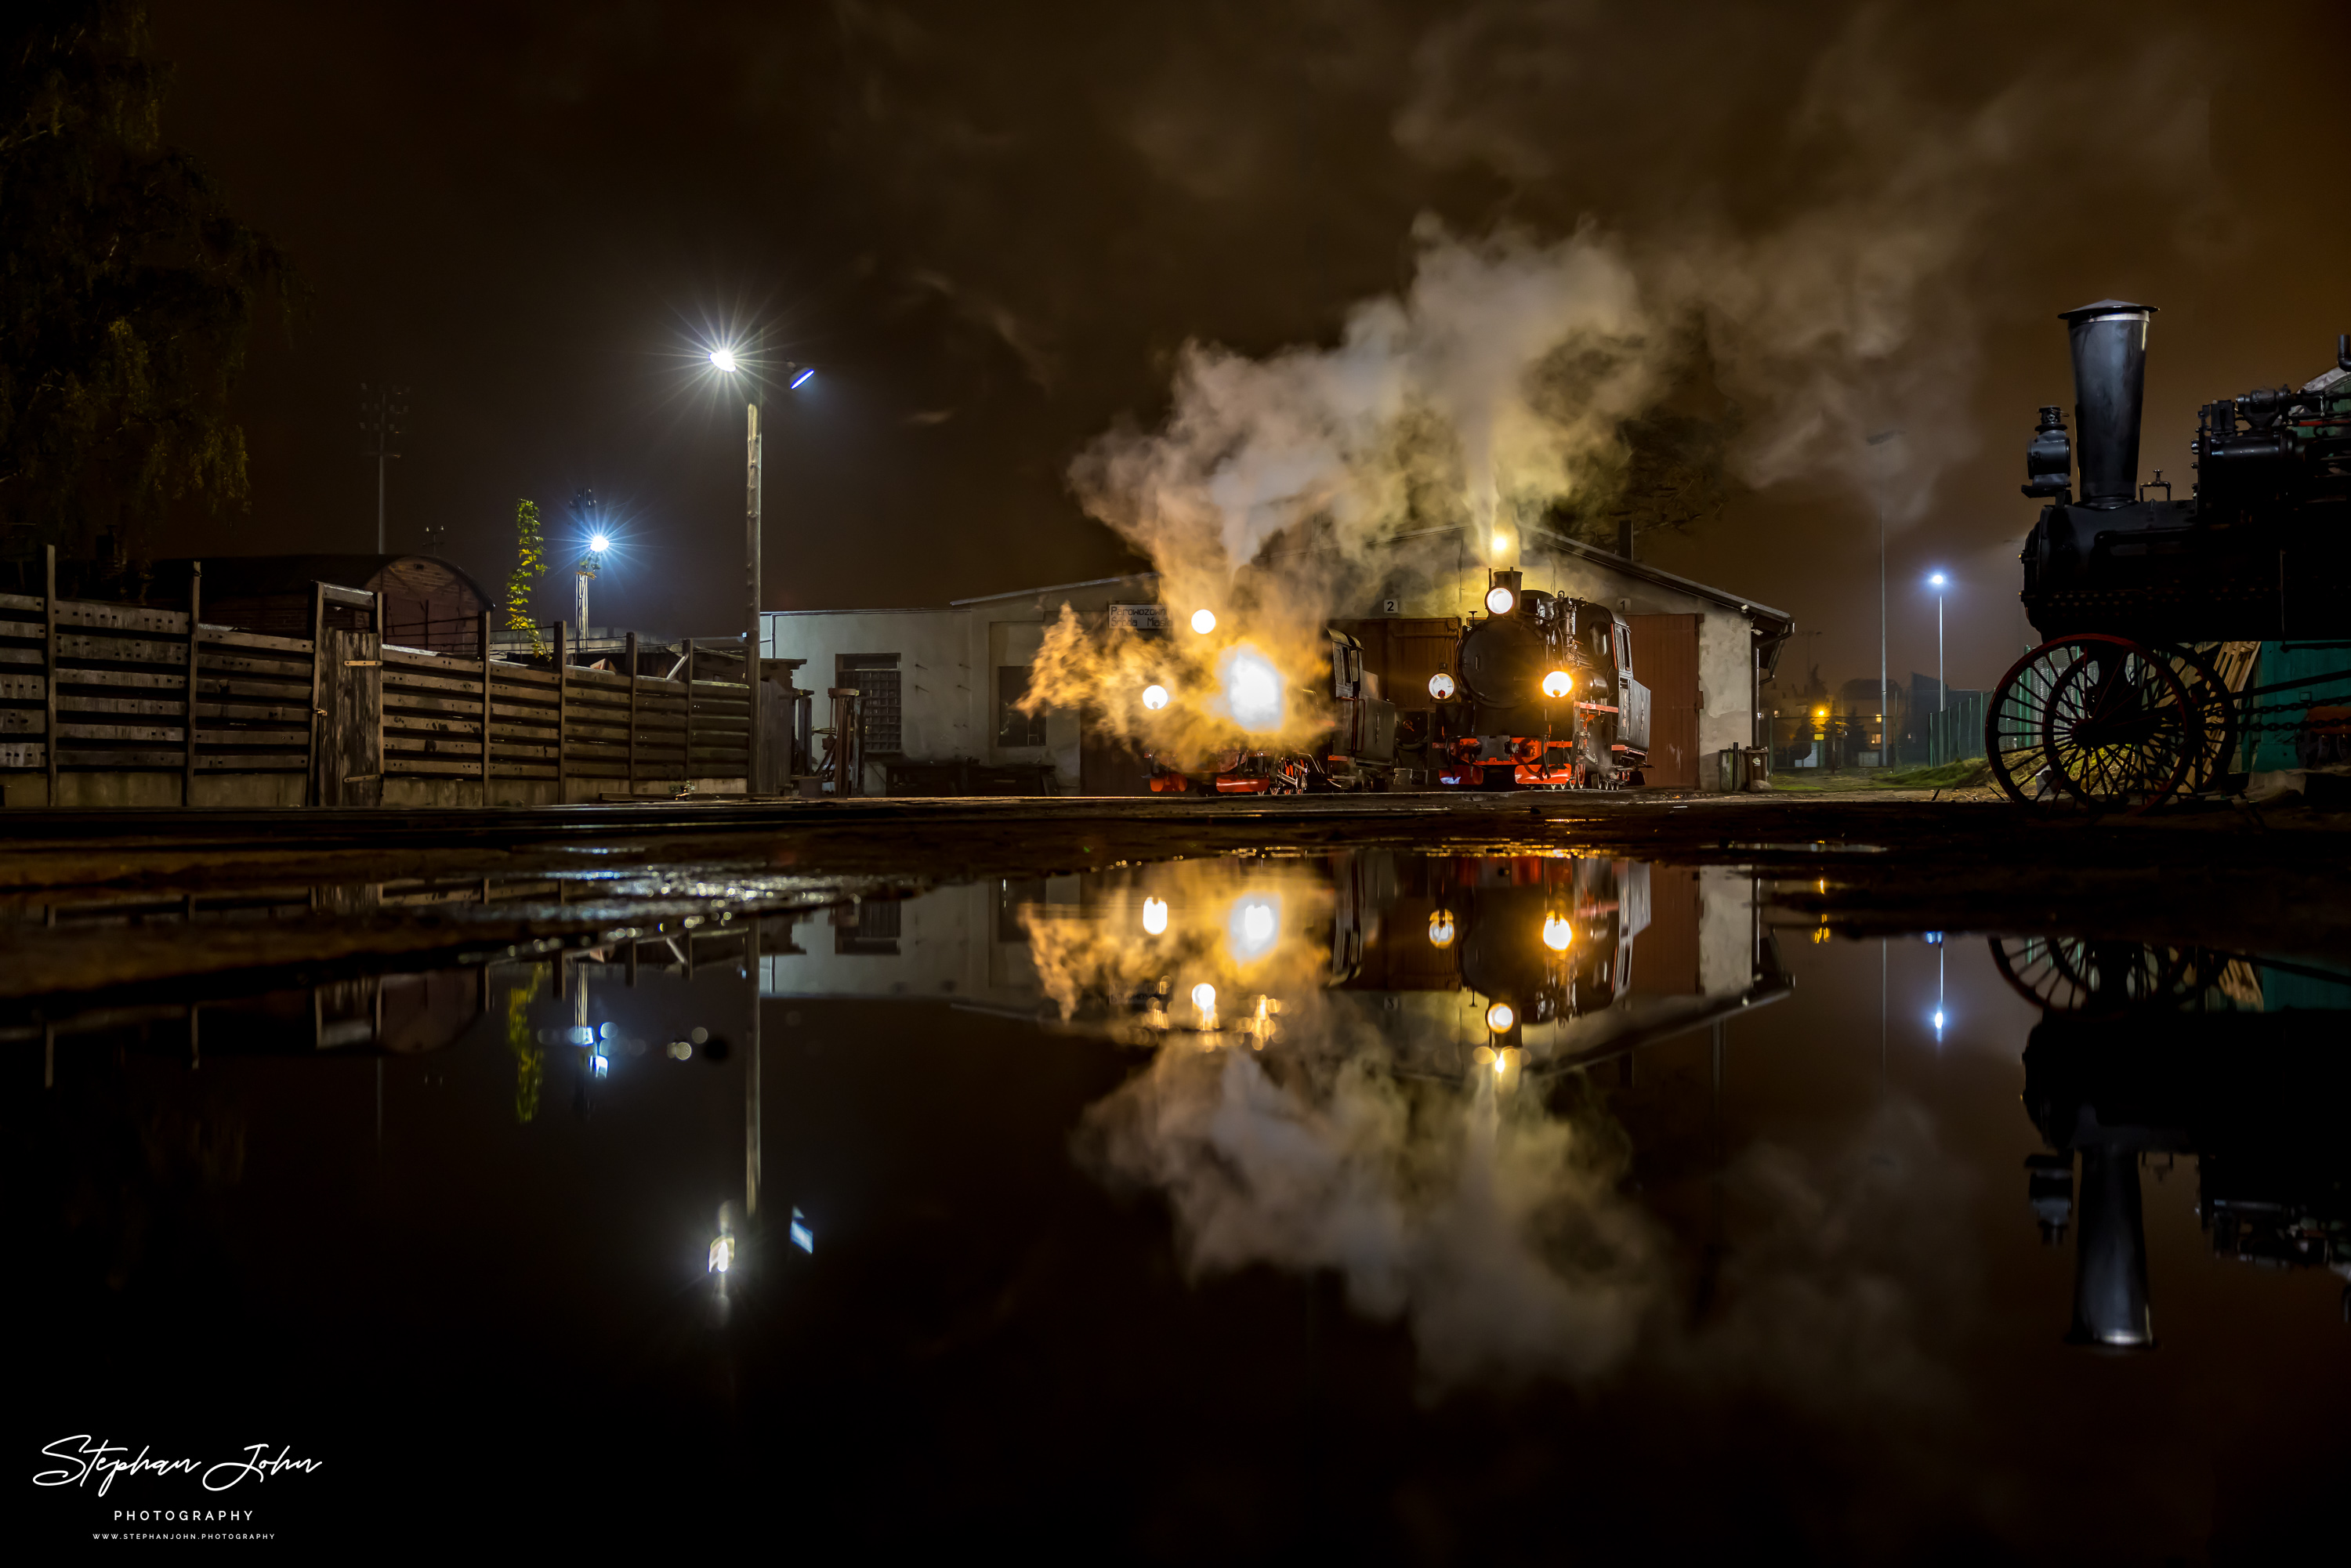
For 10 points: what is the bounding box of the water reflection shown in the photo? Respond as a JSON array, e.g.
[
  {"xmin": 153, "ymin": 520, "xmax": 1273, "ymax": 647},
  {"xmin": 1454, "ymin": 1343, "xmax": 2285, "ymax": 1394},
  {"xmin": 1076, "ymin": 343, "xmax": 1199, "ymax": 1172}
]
[
  {"xmin": 1999, "ymin": 938, "xmax": 2351, "ymax": 1345},
  {"xmin": 14, "ymin": 848, "xmax": 2351, "ymax": 1551}
]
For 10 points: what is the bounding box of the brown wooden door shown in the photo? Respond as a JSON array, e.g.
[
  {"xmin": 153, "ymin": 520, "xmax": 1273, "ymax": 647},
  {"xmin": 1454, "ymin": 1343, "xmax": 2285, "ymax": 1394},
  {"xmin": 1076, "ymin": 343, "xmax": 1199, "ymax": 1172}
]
[
  {"xmin": 1626, "ymin": 613, "xmax": 1700, "ymax": 787},
  {"xmin": 316, "ymin": 594, "xmax": 382, "ymax": 807}
]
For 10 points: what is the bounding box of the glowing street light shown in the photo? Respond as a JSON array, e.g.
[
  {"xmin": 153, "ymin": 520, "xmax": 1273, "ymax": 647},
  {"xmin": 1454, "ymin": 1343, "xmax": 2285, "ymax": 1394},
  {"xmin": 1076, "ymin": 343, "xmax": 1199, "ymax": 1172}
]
[
  {"xmin": 572, "ymin": 491, "xmax": 609, "ymax": 639},
  {"xmin": 1190, "ymin": 608, "xmax": 1217, "ymax": 635},
  {"xmin": 1141, "ymin": 683, "xmax": 1170, "ymax": 711},
  {"xmin": 709, "ymin": 347, "xmax": 739, "ymax": 374}
]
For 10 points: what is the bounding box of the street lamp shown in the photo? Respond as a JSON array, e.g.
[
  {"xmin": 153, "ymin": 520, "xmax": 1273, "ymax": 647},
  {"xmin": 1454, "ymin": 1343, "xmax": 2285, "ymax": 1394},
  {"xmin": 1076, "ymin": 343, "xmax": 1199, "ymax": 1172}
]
[
  {"xmin": 1867, "ymin": 429, "xmax": 1904, "ymax": 744},
  {"xmin": 708, "ymin": 342, "xmax": 813, "ymax": 795},
  {"xmin": 1927, "ymin": 571, "xmax": 1948, "ymax": 711}
]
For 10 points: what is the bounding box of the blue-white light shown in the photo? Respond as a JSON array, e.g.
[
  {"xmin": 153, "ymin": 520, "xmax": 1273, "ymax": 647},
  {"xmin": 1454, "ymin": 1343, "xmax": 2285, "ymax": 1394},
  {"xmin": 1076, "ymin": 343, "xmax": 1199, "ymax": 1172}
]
[
  {"xmin": 790, "ymin": 1206, "xmax": 814, "ymax": 1254},
  {"xmin": 1928, "ymin": 572, "xmax": 1947, "ymax": 588},
  {"xmin": 592, "ymin": 1051, "xmax": 609, "ymax": 1079},
  {"xmin": 589, "ymin": 532, "xmax": 610, "ymax": 553},
  {"xmin": 1933, "ymin": 1009, "xmax": 1945, "ymax": 1031},
  {"xmin": 790, "ymin": 368, "xmax": 815, "ymax": 389}
]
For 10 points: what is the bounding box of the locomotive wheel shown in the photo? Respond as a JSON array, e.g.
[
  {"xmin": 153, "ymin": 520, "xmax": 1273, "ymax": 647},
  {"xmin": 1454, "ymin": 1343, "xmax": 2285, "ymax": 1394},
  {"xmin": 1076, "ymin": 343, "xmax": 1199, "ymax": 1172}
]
[
  {"xmin": 1988, "ymin": 936, "xmax": 2198, "ymax": 1015},
  {"xmin": 1984, "ymin": 636, "xmax": 2199, "ymax": 813},
  {"xmin": 2160, "ymin": 642, "xmax": 2238, "ymax": 795}
]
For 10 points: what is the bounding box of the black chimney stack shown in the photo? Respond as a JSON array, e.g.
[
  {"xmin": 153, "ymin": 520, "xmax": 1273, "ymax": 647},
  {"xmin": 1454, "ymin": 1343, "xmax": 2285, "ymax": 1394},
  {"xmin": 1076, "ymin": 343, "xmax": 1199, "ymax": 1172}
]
[{"xmin": 2059, "ymin": 299, "xmax": 2157, "ymax": 510}]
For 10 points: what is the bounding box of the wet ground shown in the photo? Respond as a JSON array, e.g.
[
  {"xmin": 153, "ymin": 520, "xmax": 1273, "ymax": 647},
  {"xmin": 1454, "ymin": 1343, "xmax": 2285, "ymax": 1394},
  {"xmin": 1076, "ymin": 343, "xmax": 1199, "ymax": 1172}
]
[{"xmin": 11, "ymin": 795, "xmax": 2349, "ymax": 1556}]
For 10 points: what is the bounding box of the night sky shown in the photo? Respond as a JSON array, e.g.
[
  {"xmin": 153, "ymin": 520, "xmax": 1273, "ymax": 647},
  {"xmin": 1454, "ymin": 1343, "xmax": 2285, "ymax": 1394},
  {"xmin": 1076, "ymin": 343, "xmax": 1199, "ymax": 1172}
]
[{"xmin": 150, "ymin": 0, "xmax": 2347, "ymax": 693}]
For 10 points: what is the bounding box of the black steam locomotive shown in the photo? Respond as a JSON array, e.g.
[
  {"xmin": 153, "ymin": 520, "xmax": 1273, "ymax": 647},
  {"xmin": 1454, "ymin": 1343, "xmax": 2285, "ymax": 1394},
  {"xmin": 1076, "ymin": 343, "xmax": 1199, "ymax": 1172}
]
[
  {"xmin": 1421, "ymin": 569, "xmax": 1652, "ymax": 790},
  {"xmin": 1988, "ymin": 303, "xmax": 2351, "ymax": 808}
]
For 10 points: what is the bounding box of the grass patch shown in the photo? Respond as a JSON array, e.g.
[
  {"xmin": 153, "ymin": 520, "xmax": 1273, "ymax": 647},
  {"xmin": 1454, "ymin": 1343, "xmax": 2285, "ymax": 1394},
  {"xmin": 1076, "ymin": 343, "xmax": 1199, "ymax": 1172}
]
[{"xmin": 1867, "ymin": 758, "xmax": 1994, "ymax": 790}]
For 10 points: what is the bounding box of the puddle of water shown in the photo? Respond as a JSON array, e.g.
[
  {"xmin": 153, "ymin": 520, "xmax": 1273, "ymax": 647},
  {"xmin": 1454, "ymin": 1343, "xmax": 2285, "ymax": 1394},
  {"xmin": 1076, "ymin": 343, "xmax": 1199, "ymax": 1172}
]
[{"xmin": 13, "ymin": 850, "xmax": 2347, "ymax": 1555}]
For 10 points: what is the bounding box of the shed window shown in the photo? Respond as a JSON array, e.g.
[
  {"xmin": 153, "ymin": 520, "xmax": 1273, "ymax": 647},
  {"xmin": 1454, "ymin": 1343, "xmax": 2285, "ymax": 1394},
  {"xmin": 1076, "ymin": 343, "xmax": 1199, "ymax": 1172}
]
[{"xmin": 839, "ymin": 655, "xmax": 903, "ymax": 755}]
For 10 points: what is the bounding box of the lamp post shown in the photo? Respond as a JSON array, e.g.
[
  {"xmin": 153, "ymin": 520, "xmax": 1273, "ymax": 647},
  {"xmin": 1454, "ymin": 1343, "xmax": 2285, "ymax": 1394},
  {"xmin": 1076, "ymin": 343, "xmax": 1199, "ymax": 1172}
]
[
  {"xmin": 710, "ymin": 346, "xmax": 814, "ymax": 795},
  {"xmin": 1928, "ymin": 572, "xmax": 1948, "ymax": 711},
  {"xmin": 576, "ymin": 532, "xmax": 609, "ymax": 641},
  {"xmin": 1867, "ymin": 429, "xmax": 1903, "ymax": 744}
]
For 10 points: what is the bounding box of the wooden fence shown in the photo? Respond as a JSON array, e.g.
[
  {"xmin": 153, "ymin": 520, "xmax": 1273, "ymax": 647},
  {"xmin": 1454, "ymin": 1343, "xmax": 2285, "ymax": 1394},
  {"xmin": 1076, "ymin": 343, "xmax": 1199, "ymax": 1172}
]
[{"xmin": 2, "ymin": 555, "xmax": 750, "ymax": 808}]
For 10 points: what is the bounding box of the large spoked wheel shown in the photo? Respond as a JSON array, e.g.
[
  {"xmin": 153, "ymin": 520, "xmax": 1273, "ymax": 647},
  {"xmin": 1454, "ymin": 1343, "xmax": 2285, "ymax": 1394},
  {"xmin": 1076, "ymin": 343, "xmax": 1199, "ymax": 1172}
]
[
  {"xmin": 2160, "ymin": 642, "xmax": 2238, "ymax": 795},
  {"xmin": 1988, "ymin": 936, "xmax": 2203, "ymax": 1015},
  {"xmin": 1984, "ymin": 635, "xmax": 2201, "ymax": 813}
]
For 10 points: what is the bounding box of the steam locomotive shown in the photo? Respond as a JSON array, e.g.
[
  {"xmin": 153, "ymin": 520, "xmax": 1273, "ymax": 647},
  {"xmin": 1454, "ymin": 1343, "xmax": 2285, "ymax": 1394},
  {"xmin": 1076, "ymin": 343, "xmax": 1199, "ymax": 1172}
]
[
  {"xmin": 1145, "ymin": 570, "xmax": 1654, "ymax": 794},
  {"xmin": 1419, "ymin": 568, "xmax": 1653, "ymax": 790}
]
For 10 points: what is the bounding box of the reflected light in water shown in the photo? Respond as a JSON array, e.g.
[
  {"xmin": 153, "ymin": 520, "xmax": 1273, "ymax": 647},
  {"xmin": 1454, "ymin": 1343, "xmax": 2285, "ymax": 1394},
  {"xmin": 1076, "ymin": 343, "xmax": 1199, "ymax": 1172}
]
[
  {"xmin": 1542, "ymin": 914, "xmax": 1573, "ymax": 952},
  {"xmin": 1142, "ymin": 896, "xmax": 1169, "ymax": 936},
  {"xmin": 1428, "ymin": 911, "xmax": 1457, "ymax": 949},
  {"xmin": 1486, "ymin": 1001, "xmax": 1516, "ymax": 1032},
  {"xmin": 707, "ymin": 1234, "xmax": 735, "ymax": 1274},
  {"xmin": 1190, "ymin": 982, "xmax": 1217, "ymax": 1025}
]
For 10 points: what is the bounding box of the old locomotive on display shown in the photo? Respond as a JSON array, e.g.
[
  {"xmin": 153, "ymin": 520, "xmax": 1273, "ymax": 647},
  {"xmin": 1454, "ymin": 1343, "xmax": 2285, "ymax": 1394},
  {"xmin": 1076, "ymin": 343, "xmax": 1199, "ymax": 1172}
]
[{"xmin": 1988, "ymin": 302, "xmax": 2351, "ymax": 808}]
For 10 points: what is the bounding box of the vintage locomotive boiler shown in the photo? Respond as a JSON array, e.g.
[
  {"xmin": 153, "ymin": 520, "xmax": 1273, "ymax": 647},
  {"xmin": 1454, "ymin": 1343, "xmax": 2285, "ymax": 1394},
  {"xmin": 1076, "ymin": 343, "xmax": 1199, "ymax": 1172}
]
[{"xmin": 1988, "ymin": 302, "xmax": 2351, "ymax": 807}]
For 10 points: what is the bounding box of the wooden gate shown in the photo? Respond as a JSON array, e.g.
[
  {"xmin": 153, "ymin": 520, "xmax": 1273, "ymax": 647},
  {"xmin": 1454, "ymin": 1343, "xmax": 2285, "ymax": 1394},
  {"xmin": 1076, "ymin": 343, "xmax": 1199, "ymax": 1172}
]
[
  {"xmin": 313, "ymin": 585, "xmax": 382, "ymax": 807},
  {"xmin": 1627, "ymin": 613, "xmax": 1701, "ymax": 788}
]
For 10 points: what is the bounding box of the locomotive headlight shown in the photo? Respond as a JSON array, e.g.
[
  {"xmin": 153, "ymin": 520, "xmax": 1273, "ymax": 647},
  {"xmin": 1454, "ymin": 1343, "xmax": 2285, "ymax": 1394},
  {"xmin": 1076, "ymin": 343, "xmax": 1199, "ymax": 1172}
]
[
  {"xmin": 1141, "ymin": 683, "xmax": 1170, "ymax": 710},
  {"xmin": 1219, "ymin": 646, "xmax": 1284, "ymax": 732},
  {"xmin": 1190, "ymin": 609, "xmax": 1217, "ymax": 635},
  {"xmin": 1427, "ymin": 910, "xmax": 1457, "ymax": 949},
  {"xmin": 1485, "ymin": 1001, "xmax": 1516, "ymax": 1034},
  {"xmin": 1542, "ymin": 913, "xmax": 1573, "ymax": 952},
  {"xmin": 1541, "ymin": 669, "xmax": 1572, "ymax": 699},
  {"xmin": 1428, "ymin": 672, "xmax": 1457, "ymax": 701},
  {"xmin": 1484, "ymin": 585, "xmax": 1516, "ymax": 616}
]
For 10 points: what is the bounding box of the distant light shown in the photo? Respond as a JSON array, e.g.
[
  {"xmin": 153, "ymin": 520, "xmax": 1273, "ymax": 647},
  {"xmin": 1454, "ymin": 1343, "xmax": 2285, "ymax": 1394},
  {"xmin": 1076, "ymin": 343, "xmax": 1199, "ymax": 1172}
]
[
  {"xmin": 1428, "ymin": 672, "xmax": 1457, "ymax": 701},
  {"xmin": 589, "ymin": 532, "xmax": 610, "ymax": 553},
  {"xmin": 1191, "ymin": 982, "xmax": 1217, "ymax": 1023},
  {"xmin": 790, "ymin": 368, "xmax": 814, "ymax": 389},
  {"xmin": 1933, "ymin": 1009, "xmax": 1946, "ymax": 1034},
  {"xmin": 1428, "ymin": 910, "xmax": 1457, "ymax": 949},
  {"xmin": 1142, "ymin": 896, "xmax": 1169, "ymax": 936},
  {"xmin": 710, "ymin": 348, "xmax": 738, "ymax": 374},
  {"xmin": 1814, "ymin": 707, "xmax": 1828, "ymax": 719},
  {"xmin": 707, "ymin": 1234, "xmax": 735, "ymax": 1274},
  {"xmin": 1929, "ymin": 572, "xmax": 1947, "ymax": 588},
  {"xmin": 1485, "ymin": 585, "xmax": 1516, "ymax": 616},
  {"xmin": 1190, "ymin": 609, "xmax": 1217, "ymax": 635},
  {"xmin": 1541, "ymin": 669, "xmax": 1572, "ymax": 699},
  {"xmin": 1486, "ymin": 1001, "xmax": 1516, "ymax": 1033},
  {"xmin": 1491, "ymin": 531, "xmax": 1509, "ymax": 555},
  {"xmin": 789, "ymin": 1206, "xmax": 814, "ymax": 1253},
  {"xmin": 1141, "ymin": 683, "xmax": 1170, "ymax": 711},
  {"xmin": 1543, "ymin": 914, "xmax": 1573, "ymax": 952}
]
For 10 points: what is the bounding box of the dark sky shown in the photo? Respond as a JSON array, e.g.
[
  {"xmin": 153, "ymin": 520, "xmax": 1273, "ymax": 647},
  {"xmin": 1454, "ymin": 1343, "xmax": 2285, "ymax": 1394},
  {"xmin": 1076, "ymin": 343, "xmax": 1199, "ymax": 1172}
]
[{"xmin": 152, "ymin": 0, "xmax": 2348, "ymax": 692}]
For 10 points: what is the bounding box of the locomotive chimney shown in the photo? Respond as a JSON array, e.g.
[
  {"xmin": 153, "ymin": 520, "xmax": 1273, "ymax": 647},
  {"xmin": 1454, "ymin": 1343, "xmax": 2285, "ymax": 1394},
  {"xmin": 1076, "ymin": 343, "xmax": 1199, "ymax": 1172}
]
[
  {"xmin": 2067, "ymin": 1145, "xmax": 2155, "ymax": 1349},
  {"xmin": 2059, "ymin": 300, "xmax": 2157, "ymax": 509}
]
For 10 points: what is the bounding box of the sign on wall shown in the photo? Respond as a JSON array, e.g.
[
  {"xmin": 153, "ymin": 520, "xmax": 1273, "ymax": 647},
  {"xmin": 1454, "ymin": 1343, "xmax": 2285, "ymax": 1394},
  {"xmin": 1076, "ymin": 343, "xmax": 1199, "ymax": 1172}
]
[{"xmin": 1107, "ymin": 603, "xmax": 1169, "ymax": 631}]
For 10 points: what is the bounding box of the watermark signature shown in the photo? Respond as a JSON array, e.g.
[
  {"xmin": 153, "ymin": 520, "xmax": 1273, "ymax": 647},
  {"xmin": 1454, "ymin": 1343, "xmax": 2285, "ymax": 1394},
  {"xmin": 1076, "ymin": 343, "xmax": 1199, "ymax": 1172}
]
[{"xmin": 34, "ymin": 1436, "xmax": 322, "ymax": 1496}]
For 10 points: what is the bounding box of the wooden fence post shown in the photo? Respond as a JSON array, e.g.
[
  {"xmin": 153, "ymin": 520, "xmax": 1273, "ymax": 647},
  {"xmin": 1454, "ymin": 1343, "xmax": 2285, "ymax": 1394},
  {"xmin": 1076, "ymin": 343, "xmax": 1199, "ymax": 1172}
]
[
  {"xmin": 683, "ymin": 640, "xmax": 697, "ymax": 791},
  {"xmin": 42, "ymin": 545, "xmax": 59, "ymax": 806},
  {"xmin": 554, "ymin": 621, "xmax": 568, "ymax": 803},
  {"xmin": 625, "ymin": 630, "xmax": 639, "ymax": 793},
  {"xmin": 183, "ymin": 562, "xmax": 202, "ymax": 806},
  {"xmin": 479, "ymin": 610, "xmax": 493, "ymax": 806},
  {"xmin": 306, "ymin": 583, "xmax": 325, "ymax": 808}
]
